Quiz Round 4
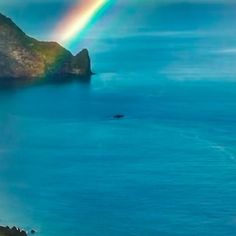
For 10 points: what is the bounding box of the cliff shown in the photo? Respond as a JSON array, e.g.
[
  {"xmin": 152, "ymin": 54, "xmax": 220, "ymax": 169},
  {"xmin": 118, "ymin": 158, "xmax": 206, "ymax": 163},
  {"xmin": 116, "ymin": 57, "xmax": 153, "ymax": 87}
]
[
  {"xmin": 0, "ymin": 13, "xmax": 92, "ymax": 81},
  {"xmin": 0, "ymin": 226, "xmax": 27, "ymax": 236}
]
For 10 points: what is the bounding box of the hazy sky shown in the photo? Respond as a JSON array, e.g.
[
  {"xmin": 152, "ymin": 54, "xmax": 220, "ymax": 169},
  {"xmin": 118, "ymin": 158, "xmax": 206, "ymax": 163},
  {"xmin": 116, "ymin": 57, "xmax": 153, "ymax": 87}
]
[
  {"xmin": 1, "ymin": 0, "xmax": 236, "ymax": 4},
  {"xmin": 0, "ymin": 0, "xmax": 236, "ymax": 75},
  {"xmin": 0, "ymin": 0, "xmax": 235, "ymax": 52}
]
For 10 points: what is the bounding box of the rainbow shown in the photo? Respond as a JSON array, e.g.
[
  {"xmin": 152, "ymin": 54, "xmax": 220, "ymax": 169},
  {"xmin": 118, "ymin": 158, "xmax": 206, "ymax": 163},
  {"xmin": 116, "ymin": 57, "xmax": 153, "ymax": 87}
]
[{"xmin": 54, "ymin": 0, "xmax": 113, "ymax": 50}]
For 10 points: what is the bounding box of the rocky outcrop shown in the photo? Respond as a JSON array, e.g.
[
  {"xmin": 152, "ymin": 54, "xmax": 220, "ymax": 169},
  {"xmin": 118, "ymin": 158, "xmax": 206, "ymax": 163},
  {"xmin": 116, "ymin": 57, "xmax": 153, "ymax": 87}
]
[
  {"xmin": 0, "ymin": 226, "xmax": 27, "ymax": 236},
  {"xmin": 0, "ymin": 13, "xmax": 92, "ymax": 81},
  {"xmin": 113, "ymin": 114, "xmax": 125, "ymax": 119}
]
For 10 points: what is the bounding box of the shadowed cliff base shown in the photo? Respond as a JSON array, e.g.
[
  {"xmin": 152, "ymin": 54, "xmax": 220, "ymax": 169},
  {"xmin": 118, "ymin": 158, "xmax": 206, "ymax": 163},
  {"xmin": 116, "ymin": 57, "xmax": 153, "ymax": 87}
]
[
  {"xmin": 0, "ymin": 226, "xmax": 27, "ymax": 236},
  {"xmin": 0, "ymin": 73, "xmax": 92, "ymax": 90},
  {"xmin": 0, "ymin": 13, "xmax": 93, "ymax": 85}
]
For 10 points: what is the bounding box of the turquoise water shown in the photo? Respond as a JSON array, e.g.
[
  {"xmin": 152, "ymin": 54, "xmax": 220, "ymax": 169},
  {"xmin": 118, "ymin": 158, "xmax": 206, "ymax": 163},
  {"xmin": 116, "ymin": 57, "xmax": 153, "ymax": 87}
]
[{"xmin": 1, "ymin": 3, "xmax": 236, "ymax": 236}]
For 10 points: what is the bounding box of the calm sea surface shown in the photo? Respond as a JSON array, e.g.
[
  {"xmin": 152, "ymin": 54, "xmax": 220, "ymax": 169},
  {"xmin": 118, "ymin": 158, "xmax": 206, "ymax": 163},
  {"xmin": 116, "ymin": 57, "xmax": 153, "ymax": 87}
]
[{"xmin": 1, "ymin": 4, "xmax": 236, "ymax": 236}]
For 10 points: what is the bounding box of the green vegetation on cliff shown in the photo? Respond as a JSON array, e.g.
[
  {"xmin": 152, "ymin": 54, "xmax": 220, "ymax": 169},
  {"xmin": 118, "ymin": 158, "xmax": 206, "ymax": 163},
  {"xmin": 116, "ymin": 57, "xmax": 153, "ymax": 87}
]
[{"xmin": 0, "ymin": 13, "xmax": 92, "ymax": 80}]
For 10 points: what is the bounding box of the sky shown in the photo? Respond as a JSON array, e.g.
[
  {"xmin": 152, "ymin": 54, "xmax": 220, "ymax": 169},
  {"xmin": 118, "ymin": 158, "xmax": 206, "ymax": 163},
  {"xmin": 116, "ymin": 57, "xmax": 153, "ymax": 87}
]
[
  {"xmin": 0, "ymin": 0, "xmax": 236, "ymax": 79},
  {"xmin": 0, "ymin": 0, "xmax": 235, "ymax": 53}
]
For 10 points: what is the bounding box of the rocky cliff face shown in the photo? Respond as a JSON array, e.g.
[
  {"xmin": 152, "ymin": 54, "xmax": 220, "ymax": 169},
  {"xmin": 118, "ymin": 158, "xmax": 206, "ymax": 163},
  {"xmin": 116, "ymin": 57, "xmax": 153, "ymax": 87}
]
[
  {"xmin": 0, "ymin": 13, "xmax": 92, "ymax": 81},
  {"xmin": 0, "ymin": 226, "xmax": 27, "ymax": 236}
]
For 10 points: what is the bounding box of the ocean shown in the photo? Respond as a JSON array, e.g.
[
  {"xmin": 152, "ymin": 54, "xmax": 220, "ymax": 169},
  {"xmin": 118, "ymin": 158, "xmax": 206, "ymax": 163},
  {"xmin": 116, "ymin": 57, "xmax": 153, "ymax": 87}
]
[{"xmin": 1, "ymin": 3, "xmax": 236, "ymax": 236}]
